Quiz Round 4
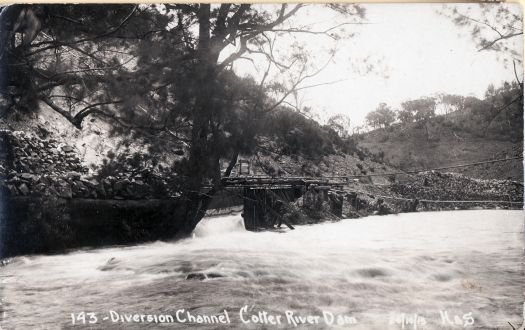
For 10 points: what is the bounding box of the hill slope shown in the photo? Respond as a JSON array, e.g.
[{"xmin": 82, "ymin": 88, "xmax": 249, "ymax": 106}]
[
  {"xmin": 1, "ymin": 105, "xmax": 398, "ymax": 186},
  {"xmin": 357, "ymin": 118, "xmax": 523, "ymax": 181}
]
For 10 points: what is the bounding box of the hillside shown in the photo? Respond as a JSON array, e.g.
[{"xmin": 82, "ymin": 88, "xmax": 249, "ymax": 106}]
[
  {"xmin": 1, "ymin": 104, "xmax": 398, "ymax": 186},
  {"xmin": 2, "ymin": 101, "xmax": 523, "ymax": 257},
  {"xmin": 357, "ymin": 116, "xmax": 523, "ymax": 181}
]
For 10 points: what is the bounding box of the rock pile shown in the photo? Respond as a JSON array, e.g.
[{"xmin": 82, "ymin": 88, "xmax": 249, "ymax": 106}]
[
  {"xmin": 391, "ymin": 171, "xmax": 523, "ymax": 206},
  {"xmin": 0, "ymin": 130, "xmax": 178, "ymax": 200},
  {"xmin": 0, "ymin": 130, "xmax": 85, "ymax": 175}
]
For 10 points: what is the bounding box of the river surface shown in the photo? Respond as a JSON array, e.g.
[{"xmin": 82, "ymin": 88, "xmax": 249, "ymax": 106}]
[{"xmin": 0, "ymin": 210, "xmax": 523, "ymax": 329}]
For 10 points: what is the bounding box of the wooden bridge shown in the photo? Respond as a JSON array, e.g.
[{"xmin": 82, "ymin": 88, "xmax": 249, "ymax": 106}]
[
  {"xmin": 221, "ymin": 176, "xmax": 346, "ymax": 188},
  {"xmin": 214, "ymin": 156, "xmax": 524, "ymax": 231},
  {"xmin": 221, "ymin": 176, "xmax": 347, "ymax": 231}
]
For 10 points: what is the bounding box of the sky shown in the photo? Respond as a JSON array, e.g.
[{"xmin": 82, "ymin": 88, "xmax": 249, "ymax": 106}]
[{"xmin": 229, "ymin": 3, "xmax": 523, "ymax": 127}]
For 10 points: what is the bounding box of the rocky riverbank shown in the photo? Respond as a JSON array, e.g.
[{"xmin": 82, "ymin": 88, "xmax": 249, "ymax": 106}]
[
  {"xmin": 0, "ymin": 130, "xmax": 178, "ymax": 200},
  {"xmin": 391, "ymin": 171, "xmax": 523, "ymax": 206},
  {"xmin": 0, "ymin": 129, "xmax": 522, "ymax": 256},
  {"xmin": 0, "ymin": 130, "xmax": 239, "ymax": 256},
  {"xmin": 246, "ymin": 169, "xmax": 523, "ymax": 229},
  {"xmin": 340, "ymin": 170, "xmax": 523, "ymax": 218}
]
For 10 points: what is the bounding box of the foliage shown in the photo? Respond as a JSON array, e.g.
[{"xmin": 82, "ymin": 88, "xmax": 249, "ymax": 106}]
[
  {"xmin": 400, "ymin": 97, "xmax": 436, "ymax": 124},
  {"xmin": 436, "ymin": 93, "xmax": 465, "ymax": 116},
  {"xmin": 365, "ymin": 103, "xmax": 396, "ymax": 128},
  {"xmin": 265, "ymin": 107, "xmax": 335, "ymax": 158},
  {"xmin": 441, "ymin": 3, "xmax": 522, "ymax": 65},
  {"xmin": 457, "ymin": 81, "xmax": 523, "ymax": 141},
  {"xmin": 439, "ymin": 3, "xmax": 523, "ymax": 142},
  {"xmin": 391, "ymin": 82, "xmax": 523, "ymax": 141},
  {"xmin": 327, "ymin": 113, "xmax": 351, "ymax": 138}
]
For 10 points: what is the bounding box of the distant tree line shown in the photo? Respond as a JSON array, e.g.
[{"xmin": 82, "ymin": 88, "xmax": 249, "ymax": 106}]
[{"xmin": 363, "ymin": 80, "xmax": 523, "ymax": 141}]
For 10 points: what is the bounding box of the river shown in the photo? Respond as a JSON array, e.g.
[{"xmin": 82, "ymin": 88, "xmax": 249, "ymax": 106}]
[{"xmin": 0, "ymin": 210, "xmax": 523, "ymax": 329}]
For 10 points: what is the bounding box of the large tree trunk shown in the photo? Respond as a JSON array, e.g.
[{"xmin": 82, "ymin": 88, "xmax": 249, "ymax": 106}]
[
  {"xmin": 180, "ymin": 4, "xmax": 222, "ymax": 235},
  {"xmin": 223, "ymin": 151, "xmax": 239, "ymax": 177}
]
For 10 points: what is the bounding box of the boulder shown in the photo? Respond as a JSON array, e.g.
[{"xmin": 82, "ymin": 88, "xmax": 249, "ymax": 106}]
[
  {"xmin": 102, "ymin": 177, "xmax": 115, "ymax": 196},
  {"xmin": 67, "ymin": 171, "xmax": 82, "ymax": 181},
  {"xmin": 114, "ymin": 179, "xmax": 130, "ymax": 196},
  {"xmin": 71, "ymin": 180, "xmax": 88, "ymax": 197},
  {"xmin": 186, "ymin": 273, "xmax": 206, "ymax": 281},
  {"xmin": 56, "ymin": 180, "xmax": 72, "ymax": 199},
  {"xmin": 18, "ymin": 183, "xmax": 30, "ymax": 196},
  {"xmin": 19, "ymin": 173, "xmax": 37, "ymax": 181},
  {"xmin": 7, "ymin": 184, "xmax": 18, "ymax": 195},
  {"xmin": 61, "ymin": 145, "xmax": 75, "ymax": 153},
  {"xmin": 86, "ymin": 179, "xmax": 107, "ymax": 198},
  {"xmin": 126, "ymin": 181, "xmax": 148, "ymax": 199},
  {"xmin": 42, "ymin": 185, "xmax": 59, "ymax": 197},
  {"xmin": 33, "ymin": 182, "xmax": 48, "ymax": 195}
]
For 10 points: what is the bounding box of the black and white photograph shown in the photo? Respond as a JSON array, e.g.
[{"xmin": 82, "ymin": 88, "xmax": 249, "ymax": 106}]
[{"xmin": 0, "ymin": 2, "xmax": 523, "ymax": 329}]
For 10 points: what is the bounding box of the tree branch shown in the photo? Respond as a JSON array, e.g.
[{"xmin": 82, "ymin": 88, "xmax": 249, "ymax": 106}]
[
  {"xmin": 214, "ymin": 3, "xmax": 232, "ymax": 37},
  {"xmin": 40, "ymin": 96, "xmax": 75, "ymax": 124},
  {"xmin": 75, "ymin": 100, "xmax": 123, "ymax": 119},
  {"xmin": 513, "ymin": 60, "xmax": 523, "ymax": 88},
  {"xmin": 47, "ymin": 55, "xmax": 135, "ymax": 77},
  {"xmin": 217, "ymin": 35, "xmax": 248, "ymax": 70},
  {"xmin": 248, "ymin": 22, "xmax": 368, "ymax": 38},
  {"xmin": 25, "ymin": 5, "xmax": 138, "ymax": 56},
  {"xmin": 478, "ymin": 31, "xmax": 523, "ymax": 51},
  {"xmin": 457, "ymin": 13, "xmax": 505, "ymax": 38},
  {"xmin": 214, "ymin": 4, "xmax": 250, "ymax": 49},
  {"xmin": 265, "ymin": 51, "xmax": 336, "ymax": 113},
  {"xmin": 240, "ymin": 4, "xmax": 304, "ymax": 31}
]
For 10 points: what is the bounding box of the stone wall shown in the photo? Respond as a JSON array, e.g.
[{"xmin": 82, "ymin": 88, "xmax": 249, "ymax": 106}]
[{"xmin": 0, "ymin": 195, "xmax": 186, "ymax": 257}]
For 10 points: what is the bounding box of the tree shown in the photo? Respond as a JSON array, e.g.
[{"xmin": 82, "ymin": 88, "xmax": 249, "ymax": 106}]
[
  {"xmin": 401, "ymin": 97, "xmax": 436, "ymax": 122},
  {"xmin": 441, "ymin": 4, "xmax": 523, "ymax": 141},
  {"xmin": 444, "ymin": 81, "xmax": 523, "ymax": 141},
  {"xmin": 396, "ymin": 108, "xmax": 414, "ymax": 125},
  {"xmin": 327, "ymin": 113, "xmax": 351, "ymax": 138},
  {"xmin": 2, "ymin": 4, "xmax": 367, "ymax": 234},
  {"xmin": 400, "ymin": 97, "xmax": 436, "ymax": 140},
  {"xmin": 436, "ymin": 93, "xmax": 465, "ymax": 117},
  {"xmin": 366, "ymin": 102, "xmax": 396, "ymax": 129},
  {"xmin": 164, "ymin": 4, "xmax": 366, "ymax": 233},
  {"xmin": 482, "ymin": 81, "xmax": 523, "ymax": 139}
]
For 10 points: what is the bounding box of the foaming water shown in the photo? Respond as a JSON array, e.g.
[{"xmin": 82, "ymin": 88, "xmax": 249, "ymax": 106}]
[
  {"xmin": 1, "ymin": 210, "xmax": 523, "ymax": 329},
  {"xmin": 193, "ymin": 213, "xmax": 246, "ymax": 238}
]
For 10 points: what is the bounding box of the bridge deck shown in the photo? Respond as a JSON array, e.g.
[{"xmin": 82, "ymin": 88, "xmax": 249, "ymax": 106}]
[{"xmin": 221, "ymin": 176, "xmax": 346, "ymax": 188}]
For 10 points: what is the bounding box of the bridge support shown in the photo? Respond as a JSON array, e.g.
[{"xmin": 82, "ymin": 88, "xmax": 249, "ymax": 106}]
[
  {"xmin": 223, "ymin": 176, "xmax": 345, "ymax": 231},
  {"xmin": 242, "ymin": 186, "xmax": 302, "ymax": 230},
  {"xmin": 241, "ymin": 185, "xmax": 347, "ymax": 230}
]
